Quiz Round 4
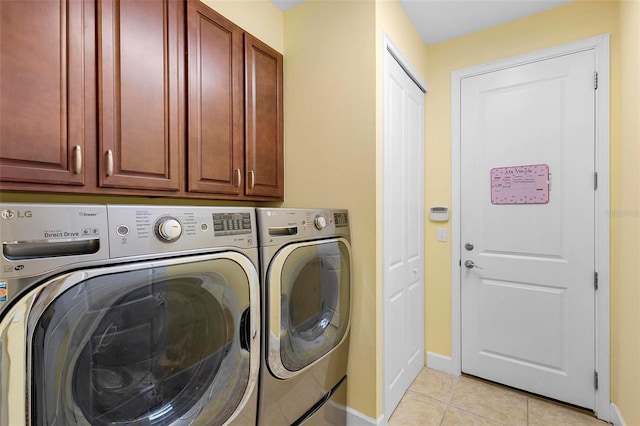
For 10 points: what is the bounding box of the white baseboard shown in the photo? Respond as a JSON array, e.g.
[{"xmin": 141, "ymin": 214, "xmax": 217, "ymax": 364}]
[
  {"xmin": 426, "ymin": 352, "xmax": 458, "ymax": 376},
  {"xmin": 610, "ymin": 403, "xmax": 627, "ymax": 426},
  {"xmin": 346, "ymin": 406, "xmax": 384, "ymax": 426}
]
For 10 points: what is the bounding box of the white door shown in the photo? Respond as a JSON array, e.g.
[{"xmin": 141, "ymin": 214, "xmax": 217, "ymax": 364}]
[
  {"xmin": 383, "ymin": 46, "xmax": 425, "ymax": 418},
  {"xmin": 460, "ymin": 49, "xmax": 596, "ymax": 409}
]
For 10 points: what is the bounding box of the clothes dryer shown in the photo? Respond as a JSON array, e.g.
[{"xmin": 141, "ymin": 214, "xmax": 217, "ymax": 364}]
[
  {"xmin": 256, "ymin": 208, "xmax": 351, "ymax": 425},
  {"xmin": 0, "ymin": 204, "xmax": 260, "ymax": 425}
]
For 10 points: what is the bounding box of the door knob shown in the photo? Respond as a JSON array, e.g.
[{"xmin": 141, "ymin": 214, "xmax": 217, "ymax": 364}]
[
  {"xmin": 464, "ymin": 260, "xmax": 483, "ymax": 269},
  {"xmin": 465, "ymin": 242, "xmax": 474, "ymax": 251}
]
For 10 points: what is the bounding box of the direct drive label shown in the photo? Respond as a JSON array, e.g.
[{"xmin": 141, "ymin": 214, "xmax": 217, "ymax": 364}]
[{"xmin": 43, "ymin": 229, "xmax": 99, "ymax": 238}]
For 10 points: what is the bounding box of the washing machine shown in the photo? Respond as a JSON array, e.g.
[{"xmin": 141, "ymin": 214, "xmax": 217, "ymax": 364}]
[
  {"xmin": 256, "ymin": 208, "xmax": 351, "ymax": 425},
  {"xmin": 0, "ymin": 203, "xmax": 260, "ymax": 426}
]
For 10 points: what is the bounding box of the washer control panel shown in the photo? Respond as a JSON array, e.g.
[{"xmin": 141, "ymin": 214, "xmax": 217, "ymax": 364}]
[
  {"xmin": 0, "ymin": 203, "xmax": 258, "ymax": 316},
  {"xmin": 108, "ymin": 205, "xmax": 256, "ymax": 258}
]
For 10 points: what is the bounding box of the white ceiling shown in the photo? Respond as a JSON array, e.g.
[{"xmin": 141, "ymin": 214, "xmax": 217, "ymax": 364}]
[
  {"xmin": 270, "ymin": 0, "xmax": 306, "ymax": 12},
  {"xmin": 399, "ymin": 0, "xmax": 574, "ymax": 45},
  {"xmin": 270, "ymin": 0, "xmax": 574, "ymax": 45}
]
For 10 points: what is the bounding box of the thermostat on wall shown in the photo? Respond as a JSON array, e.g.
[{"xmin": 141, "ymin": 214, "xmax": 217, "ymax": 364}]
[{"xmin": 429, "ymin": 206, "xmax": 449, "ymax": 222}]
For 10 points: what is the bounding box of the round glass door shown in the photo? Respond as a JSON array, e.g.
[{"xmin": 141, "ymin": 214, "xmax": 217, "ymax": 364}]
[
  {"xmin": 268, "ymin": 238, "xmax": 351, "ymax": 377},
  {"xmin": 30, "ymin": 254, "xmax": 257, "ymax": 426}
]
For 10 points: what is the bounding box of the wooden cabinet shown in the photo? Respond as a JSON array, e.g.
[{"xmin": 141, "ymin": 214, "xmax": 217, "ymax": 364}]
[
  {"xmin": 186, "ymin": 0, "xmax": 244, "ymax": 195},
  {"xmin": 0, "ymin": 0, "xmax": 283, "ymax": 201},
  {"xmin": 186, "ymin": 1, "xmax": 283, "ymax": 200},
  {"xmin": 98, "ymin": 0, "xmax": 183, "ymax": 192},
  {"xmin": 244, "ymin": 34, "xmax": 284, "ymax": 199},
  {"xmin": 0, "ymin": 0, "xmax": 91, "ymax": 186}
]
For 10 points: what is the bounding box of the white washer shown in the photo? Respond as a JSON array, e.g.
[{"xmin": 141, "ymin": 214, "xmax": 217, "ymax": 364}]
[{"xmin": 256, "ymin": 208, "xmax": 351, "ymax": 425}]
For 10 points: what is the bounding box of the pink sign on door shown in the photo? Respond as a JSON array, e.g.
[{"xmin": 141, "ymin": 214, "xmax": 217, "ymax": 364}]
[{"xmin": 491, "ymin": 164, "xmax": 550, "ymax": 204}]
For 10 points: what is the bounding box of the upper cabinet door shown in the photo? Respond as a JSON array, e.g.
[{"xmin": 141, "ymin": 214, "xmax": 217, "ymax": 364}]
[
  {"xmin": 0, "ymin": 0, "xmax": 88, "ymax": 186},
  {"xmin": 98, "ymin": 0, "xmax": 183, "ymax": 191},
  {"xmin": 244, "ymin": 33, "xmax": 284, "ymax": 199},
  {"xmin": 186, "ymin": 0, "xmax": 243, "ymax": 195}
]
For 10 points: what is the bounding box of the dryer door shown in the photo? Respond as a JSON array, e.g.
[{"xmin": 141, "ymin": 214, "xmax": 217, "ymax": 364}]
[
  {"xmin": 267, "ymin": 238, "xmax": 351, "ymax": 379},
  {"xmin": 0, "ymin": 253, "xmax": 259, "ymax": 426}
]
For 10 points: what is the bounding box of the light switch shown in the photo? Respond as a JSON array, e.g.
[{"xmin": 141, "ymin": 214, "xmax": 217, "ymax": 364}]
[{"xmin": 437, "ymin": 228, "xmax": 447, "ymax": 242}]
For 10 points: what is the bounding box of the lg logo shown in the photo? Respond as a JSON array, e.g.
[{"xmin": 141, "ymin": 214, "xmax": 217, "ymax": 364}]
[
  {"xmin": 0, "ymin": 210, "xmax": 14, "ymax": 219},
  {"xmin": 1, "ymin": 209, "xmax": 32, "ymax": 220}
]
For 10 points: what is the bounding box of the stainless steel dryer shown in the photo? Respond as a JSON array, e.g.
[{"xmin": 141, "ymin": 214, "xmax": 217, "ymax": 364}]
[
  {"xmin": 256, "ymin": 208, "xmax": 351, "ymax": 426},
  {"xmin": 0, "ymin": 203, "xmax": 260, "ymax": 426}
]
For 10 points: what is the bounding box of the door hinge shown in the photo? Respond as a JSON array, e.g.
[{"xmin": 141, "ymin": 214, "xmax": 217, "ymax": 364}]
[
  {"xmin": 594, "ymin": 271, "xmax": 599, "ymax": 290},
  {"xmin": 594, "ymin": 371, "xmax": 599, "ymax": 390},
  {"xmin": 594, "ymin": 172, "xmax": 598, "ymax": 190},
  {"xmin": 459, "ymin": 259, "xmax": 462, "ymax": 267},
  {"xmin": 594, "ymin": 72, "xmax": 598, "ymax": 90}
]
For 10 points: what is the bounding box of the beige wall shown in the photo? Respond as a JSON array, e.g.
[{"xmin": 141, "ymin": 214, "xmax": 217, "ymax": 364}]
[
  {"xmin": 282, "ymin": 0, "xmax": 378, "ymax": 418},
  {"xmin": 614, "ymin": 0, "xmax": 640, "ymax": 423}
]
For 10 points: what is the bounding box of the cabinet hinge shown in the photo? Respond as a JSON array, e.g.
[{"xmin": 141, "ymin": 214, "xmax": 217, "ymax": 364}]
[
  {"xmin": 594, "ymin": 172, "xmax": 598, "ymax": 190},
  {"xmin": 594, "ymin": 271, "xmax": 599, "ymax": 290},
  {"xmin": 594, "ymin": 371, "xmax": 599, "ymax": 390},
  {"xmin": 594, "ymin": 72, "xmax": 598, "ymax": 90}
]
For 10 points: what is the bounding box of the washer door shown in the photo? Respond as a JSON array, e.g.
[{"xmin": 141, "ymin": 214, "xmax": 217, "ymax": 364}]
[
  {"xmin": 267, "ymin": 238, "xmax": 351, "ymax": 379},
  {"xmin": 0, "ymin": 253, "xmax": 259, "ymax": 426}
]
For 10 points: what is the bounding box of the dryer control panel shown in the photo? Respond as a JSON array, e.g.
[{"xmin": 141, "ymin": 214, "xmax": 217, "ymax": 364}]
[{"xmin": 256, "ymin": 208, "xmax": 350, "ymax": 247}]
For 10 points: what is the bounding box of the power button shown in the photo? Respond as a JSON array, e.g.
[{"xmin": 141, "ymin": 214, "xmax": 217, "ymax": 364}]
[{"xmin": 116, "ymin": 225, "xmax": 129, "ymax": 236}]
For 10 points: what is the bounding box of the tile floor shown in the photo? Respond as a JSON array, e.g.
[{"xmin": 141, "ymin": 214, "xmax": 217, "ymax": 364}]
[{"xmin": 388, "ymin": 368, "xmax": 610, "ymax": 426}]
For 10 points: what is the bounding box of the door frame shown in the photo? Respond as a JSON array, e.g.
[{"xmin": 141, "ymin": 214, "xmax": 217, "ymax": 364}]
[
  {"xmin": 450, "ymin": 34, "xmax": 610, "ymax": 421},
  {"xmin": 381, "ymin": 32, "xmax": 428, "ymax": 420}
]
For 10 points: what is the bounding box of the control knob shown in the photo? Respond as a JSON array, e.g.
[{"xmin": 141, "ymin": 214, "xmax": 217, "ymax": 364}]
[
  {"xmin": 155, "ymin": 217, "xmax": 182, "ymax": 242},
  {"xmin": 314, "ymin": 215, "xmax": 327, "ymax": 230}
]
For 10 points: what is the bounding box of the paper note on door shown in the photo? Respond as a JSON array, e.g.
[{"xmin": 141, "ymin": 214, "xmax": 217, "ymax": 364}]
[{"xmin": 491, "ymin": 164, "xmax": 549, "ymax": 204}]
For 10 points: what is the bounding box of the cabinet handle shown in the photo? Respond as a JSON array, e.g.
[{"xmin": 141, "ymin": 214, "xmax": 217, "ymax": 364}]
[
  {"xmin": 249, "ymin": 170, "xmax": 255, "ymax": 189},
  {"xmin": 235, "ymin": 169, "xmax": 242, "ymax": 188},
  {"xmin": 106, "ymin": 150, "xmax": 114, "ymax": 177},
  {"xmin": 73, "ymin": 145, "xmax": 82, "ymax": 174}
]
